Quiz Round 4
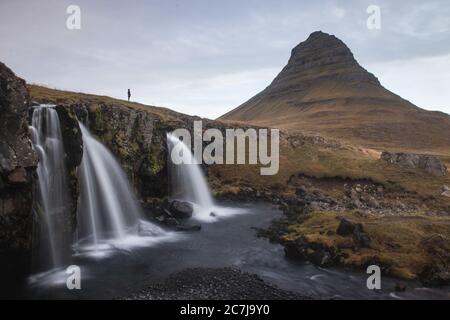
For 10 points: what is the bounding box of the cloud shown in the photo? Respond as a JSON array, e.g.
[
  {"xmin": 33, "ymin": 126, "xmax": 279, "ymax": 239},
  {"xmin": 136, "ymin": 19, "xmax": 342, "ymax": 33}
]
[{"xmin": 0, "ymin": 0, "xmax": 449, "ymax": 118}]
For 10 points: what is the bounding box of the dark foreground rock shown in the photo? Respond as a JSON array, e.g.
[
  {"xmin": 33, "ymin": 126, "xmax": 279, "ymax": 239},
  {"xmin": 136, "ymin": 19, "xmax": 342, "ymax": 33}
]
[
  {"xmin": 169, "ymin": 200, "xmax": 194, "ymax": 219},
  {"xmin": 122, "ymin": 268, "xmax": 310, "ymax": 300},
  {"xmin": 0, "ymin": 62, "xmax": 36, "ymax": 294}
]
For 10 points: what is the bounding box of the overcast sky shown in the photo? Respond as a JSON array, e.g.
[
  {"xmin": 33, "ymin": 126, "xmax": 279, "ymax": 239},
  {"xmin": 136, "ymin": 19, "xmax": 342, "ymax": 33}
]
[{"xmin": 1, "ymin": 0, "xmax": 449, "ymax": 118}]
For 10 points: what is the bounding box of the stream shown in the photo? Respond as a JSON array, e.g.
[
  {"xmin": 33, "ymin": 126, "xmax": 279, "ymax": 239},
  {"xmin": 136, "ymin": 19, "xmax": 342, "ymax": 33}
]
[{"xmin": 25, "ymin": 201, "xmax": 449, "ymax": 300}]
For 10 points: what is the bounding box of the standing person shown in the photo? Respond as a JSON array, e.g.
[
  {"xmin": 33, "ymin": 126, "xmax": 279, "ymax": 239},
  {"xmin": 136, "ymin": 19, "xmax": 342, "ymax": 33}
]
[{"xmin": 127, "ymin": 88, "xmax": 131, "ymax": 102}]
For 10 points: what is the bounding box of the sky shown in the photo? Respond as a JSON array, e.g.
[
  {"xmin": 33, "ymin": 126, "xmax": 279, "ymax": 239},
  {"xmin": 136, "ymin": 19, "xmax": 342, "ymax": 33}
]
[{"xmin": 0, "ymin": 0, "xmax": 449, "ymax": 119}]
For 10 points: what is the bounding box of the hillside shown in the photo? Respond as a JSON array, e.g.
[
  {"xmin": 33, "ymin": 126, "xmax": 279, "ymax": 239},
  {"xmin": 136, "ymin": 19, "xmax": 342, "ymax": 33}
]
[
  {"xmin": 28, "ymin": 84, "xmax": 188, "ymax": 124},
  {"xmin": 220, "ymin": 31, "xmax": 450, "ymax": 157}
]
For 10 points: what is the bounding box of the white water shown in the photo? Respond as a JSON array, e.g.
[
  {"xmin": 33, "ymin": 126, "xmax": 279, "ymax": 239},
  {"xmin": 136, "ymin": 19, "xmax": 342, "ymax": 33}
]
[
  {"xmin": 76, "ymin": 123, "xmax": 175, "ymax": 258},
  {"xmin": 167, "ymin": 133, "xmax": 245, "ymax": 222},
  {"xmin": 29, "ymin": 105, "xmax": 71, "ymax": 271}
]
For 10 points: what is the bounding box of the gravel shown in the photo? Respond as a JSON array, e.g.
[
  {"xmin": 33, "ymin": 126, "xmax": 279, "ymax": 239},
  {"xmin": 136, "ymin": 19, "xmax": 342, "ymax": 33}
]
[{"xmin": 122, "ymin": 267, "xmax": 310, "ymax": 300}]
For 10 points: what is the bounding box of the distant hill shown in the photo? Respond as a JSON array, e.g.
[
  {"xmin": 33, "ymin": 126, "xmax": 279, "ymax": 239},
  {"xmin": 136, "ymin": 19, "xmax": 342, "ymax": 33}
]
[{"xmin": 220, "ymin": 31, "xmax": 450, "ymax": 157}]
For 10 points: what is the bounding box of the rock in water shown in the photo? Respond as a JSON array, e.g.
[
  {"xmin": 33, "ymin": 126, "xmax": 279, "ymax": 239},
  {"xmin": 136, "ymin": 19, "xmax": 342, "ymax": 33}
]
[
  {"xmin": 175, "ymin": 224, "xmax": 202, "ymax": 232},
  {"xmin": 169, "ymin": 200, "xmax": 194, "ymax": 219}
]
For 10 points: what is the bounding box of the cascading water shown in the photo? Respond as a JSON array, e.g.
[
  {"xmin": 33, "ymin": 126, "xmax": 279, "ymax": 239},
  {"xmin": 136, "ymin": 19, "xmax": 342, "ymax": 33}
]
[
  {"xmin": 29, "ymin": 105, "xmax": 71, "ymax": 272},
  {"xmin": 167, "ymin": 134, "xmax": 214, "ymax": 204},
  {"xmin": 167, "ymin": 133, "xmax": 221, "ymax": 221},
  {"xmin": 76, "ymin": 123, "xmax": 171, "ymax": 255}
]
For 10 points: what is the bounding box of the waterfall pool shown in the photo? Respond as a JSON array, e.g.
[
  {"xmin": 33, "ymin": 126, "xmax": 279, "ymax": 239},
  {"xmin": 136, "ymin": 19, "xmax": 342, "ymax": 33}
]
[{"xmin": 23, "ymin": 201, "xmax": 449, "ymax": 300}]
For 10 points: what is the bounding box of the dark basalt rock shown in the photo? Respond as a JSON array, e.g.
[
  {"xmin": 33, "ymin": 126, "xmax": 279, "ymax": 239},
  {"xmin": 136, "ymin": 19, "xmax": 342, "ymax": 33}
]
[
  {"xmin": 54, "ymin": 105, "xmax": 83, "ymax": 168},
  {"xmin": 283, "ymin": 237, "xmax": 336, "ymax": 267},
  {"xmin": 336, "ymin": 218, "xmax": 370, "ymax": 248},
  {"xmin": 54, "ymin": 105, "xmax": 83, "ymax": 231},
  {"xmin": 175, "ymin": 224, "xmax": 202, "ymax": 232},
  {"xmin": 0, "ymin": 62, "xmax": 37, "ymax": 292},
  {"xmin": 336, "ymin": 218, "xmax": 355, "ymax": 236},
  {"xmin": 169, "ymin": 200, "xmax": 193, "ymax": 219}
]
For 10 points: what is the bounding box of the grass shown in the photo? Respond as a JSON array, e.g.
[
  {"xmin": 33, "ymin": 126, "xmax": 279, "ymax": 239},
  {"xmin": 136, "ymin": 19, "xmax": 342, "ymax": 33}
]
[
  {"xmin": 28, "ymin": 84, "xmax": 185, "ymax": 122},
  {"xmin": 283, "ymin": 210, "xmax": 450, "ymax": 279},
  {"xmin": 211, "ymin": 134, "xmax": 450, "ymax": 211}
]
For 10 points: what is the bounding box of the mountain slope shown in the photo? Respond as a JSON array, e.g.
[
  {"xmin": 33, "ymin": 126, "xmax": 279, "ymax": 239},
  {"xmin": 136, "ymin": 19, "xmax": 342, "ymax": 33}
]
[{"xmin": 220, "ymin": 31, "xmax": 450, "ymax": 156}]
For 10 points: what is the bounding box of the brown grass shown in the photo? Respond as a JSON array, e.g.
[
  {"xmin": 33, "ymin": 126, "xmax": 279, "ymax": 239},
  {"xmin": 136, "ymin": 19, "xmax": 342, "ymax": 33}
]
[{"xmin": 283, "ymin": 210, "xmax": 450, "ymax": 279}]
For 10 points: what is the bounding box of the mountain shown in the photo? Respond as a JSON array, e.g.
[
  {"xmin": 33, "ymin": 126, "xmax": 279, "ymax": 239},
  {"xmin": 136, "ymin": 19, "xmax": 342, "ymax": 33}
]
[{"xmin": 220, "ymin": 31, "xmax": 450, "ymax": 157}]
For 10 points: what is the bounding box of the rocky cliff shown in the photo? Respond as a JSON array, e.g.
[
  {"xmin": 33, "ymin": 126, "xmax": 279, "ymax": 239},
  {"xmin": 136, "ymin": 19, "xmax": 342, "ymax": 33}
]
[
  {"xmin": 0, "ymin": 62, "xmax": 37, "ymax": 291},
  {"xmin": 27, "ymin": 85, "xmax": 191, "ymax": 206}
]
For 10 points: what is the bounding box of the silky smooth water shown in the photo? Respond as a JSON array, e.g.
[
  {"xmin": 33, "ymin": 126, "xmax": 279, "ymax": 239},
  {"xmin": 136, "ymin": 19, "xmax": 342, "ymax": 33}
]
[
  {"xmin": 29, "ymin": 105, "xmax": 71, "ymax": 272},
  {"xmin": 167, "ymin": 133, "xmax": 244, "ymax": 222},
  {"xmin": 167, "ymin": 133, "xmax": 214, "ymax": 211},
  {"xmin": 76, "ymin": 123, "xmax": 173, "ymax": 257}
]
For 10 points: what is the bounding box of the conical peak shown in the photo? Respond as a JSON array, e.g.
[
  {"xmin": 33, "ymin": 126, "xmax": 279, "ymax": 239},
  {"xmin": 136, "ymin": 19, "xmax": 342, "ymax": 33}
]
[{"xmin": 289, "ymin": 31, "xmax": 355, "ymax": 66}]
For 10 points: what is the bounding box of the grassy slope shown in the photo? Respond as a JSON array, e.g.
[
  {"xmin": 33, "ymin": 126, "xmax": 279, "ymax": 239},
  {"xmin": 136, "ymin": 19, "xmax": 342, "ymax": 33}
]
[{"xmin": 28, "ymin": 84, "xmax": 186, "ymax": 123}]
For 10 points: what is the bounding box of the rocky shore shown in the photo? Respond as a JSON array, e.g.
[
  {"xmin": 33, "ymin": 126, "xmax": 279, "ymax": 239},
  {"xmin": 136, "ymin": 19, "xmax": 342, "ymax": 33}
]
[{"xmin": 122, "ymin": 267, "xmax": 310, "ymax": 300}]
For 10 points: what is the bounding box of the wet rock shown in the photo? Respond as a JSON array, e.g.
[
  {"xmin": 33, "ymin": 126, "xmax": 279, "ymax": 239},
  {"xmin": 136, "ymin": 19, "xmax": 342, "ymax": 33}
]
[
  {"xmin": 169, "ymin": 200, "xmax": 193, "ymax": 219},
  {"xmin": 175, "ymin": 224, "xmax": 202, "ymax": 232},
  {"xmin": 381, "ymin": 151, "xmax": 447, "ymax": 176},
  {"xmin": 420, "ymin": 266, "xmax": 450, "ymax": 287},
  {"xmin": 0, "ymin": 61, "xmax": 37, "ymax": 285},
  {"xmin": 283, "ymin": 237, "xmax": 335, "ymax": 267},
  {"xmin": 54, "ymin": 105, "xmax": 83, "ymax": 230},
  {"xmin": 137, "ymin": 221, "xmax": 164, "ymax": 237},
  {"xmin": 54, "ymin": 105, "xmax": 83, "ymax": 168}
]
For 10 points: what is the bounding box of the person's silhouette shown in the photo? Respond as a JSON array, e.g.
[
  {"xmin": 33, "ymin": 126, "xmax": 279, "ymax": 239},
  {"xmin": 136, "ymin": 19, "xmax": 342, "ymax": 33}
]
[{"xmin": 127, "ymin": 89, "xmax": 131, "ymax": 102}]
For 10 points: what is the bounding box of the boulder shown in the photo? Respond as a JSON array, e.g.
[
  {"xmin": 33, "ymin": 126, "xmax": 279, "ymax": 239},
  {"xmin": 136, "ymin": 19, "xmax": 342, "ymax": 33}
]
[
  {"xmin": 336, "ymin": 218, "xmax": 356, "ymax": 236},
  {"xmin": 381, "ymin": 151, "xmax": 447, "ymax": 176},
  {"xmin": 336, "ymin": 218, "xmax": 370, "ymax": 248},
  {"xmin": 169, "ymin": 200, "xmax": 193, "ymax": 219}
]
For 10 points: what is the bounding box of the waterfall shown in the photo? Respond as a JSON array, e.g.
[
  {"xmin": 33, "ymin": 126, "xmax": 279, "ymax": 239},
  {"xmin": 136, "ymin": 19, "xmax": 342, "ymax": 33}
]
[
  {"xmin": 167, "ymin": 133, "xmax": 215, "ymax": 221},
  {"xmin": 76, "ymin": 123, "xmax": 169, "ymax": 254},
  {"xmin": 29, "ymin": 105, "xmax": 71, "ymax": 271}
]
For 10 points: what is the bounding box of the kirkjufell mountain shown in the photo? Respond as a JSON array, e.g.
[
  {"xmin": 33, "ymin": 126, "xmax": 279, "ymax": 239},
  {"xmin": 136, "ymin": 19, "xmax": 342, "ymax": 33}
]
[{"xmin": 220, "ymin": 31, "xmax": 450, "ymax": 156}]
